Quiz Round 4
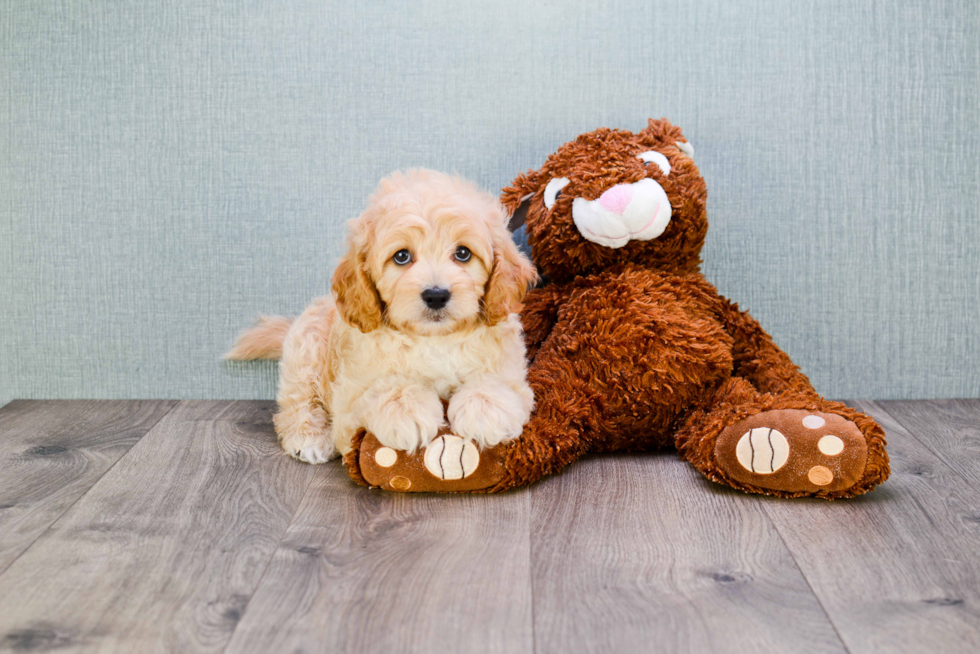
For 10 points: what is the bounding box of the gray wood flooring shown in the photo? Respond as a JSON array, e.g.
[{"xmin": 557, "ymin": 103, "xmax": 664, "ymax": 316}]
[{"xmin": 0, "ymin": 399, "xmax": 977, "ymax": 653}]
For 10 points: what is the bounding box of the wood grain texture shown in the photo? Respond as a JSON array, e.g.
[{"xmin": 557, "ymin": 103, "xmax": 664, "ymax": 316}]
[
  {"xmin": 0, "ymin": 401, "xmax": 315, "ymax": 653},
  {"xmin": 528, "ymin": 453, "xmax": 846, "ymax": 654},
  {"xmin": 0, "ymin": 400, "xmax": 176, "ymax": 575},
  {"xmin": 3, "ymin": 399, "xmax": 980, "ymax": 653},
  {"xmin": 759, "ymin": 400, "xmax": 980, "ymax": 653},
  {"xmin": 878, "ymin": 399, "xmax": 980, "ymax": 487},
  {"xmin": 224, "ymin": 464, "xmax": 533, "ymax": 654}
]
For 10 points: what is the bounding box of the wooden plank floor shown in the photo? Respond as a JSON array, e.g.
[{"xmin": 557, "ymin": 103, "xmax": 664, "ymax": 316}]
[{"xmin": 0, "ymin": 400, "xmax": 977, "ymax": 653}]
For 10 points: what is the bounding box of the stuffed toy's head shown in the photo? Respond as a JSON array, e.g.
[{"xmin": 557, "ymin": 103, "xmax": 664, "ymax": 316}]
[{"xmin": 502, "ymin": 118, "xmax": 706, "ymax": 282}]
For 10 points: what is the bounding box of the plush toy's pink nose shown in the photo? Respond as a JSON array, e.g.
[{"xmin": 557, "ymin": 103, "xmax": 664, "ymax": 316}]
[{"xmin": 597, "ymin": 184, "xmax": 633, "ymax": 214}]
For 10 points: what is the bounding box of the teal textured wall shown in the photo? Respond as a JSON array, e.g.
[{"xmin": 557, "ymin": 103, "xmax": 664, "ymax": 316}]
[{"xmin": 1, "ymin": 0, "xmax": 978, "ymax": 405}]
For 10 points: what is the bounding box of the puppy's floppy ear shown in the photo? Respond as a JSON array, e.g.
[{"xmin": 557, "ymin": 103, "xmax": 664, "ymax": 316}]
[
  {"xmin": 331, "ymin": 224, "xmax": 383, "ymax": 332},
  {"xmin": 482, "ymin": 209, "xmax": 539, "ymax": 325}
]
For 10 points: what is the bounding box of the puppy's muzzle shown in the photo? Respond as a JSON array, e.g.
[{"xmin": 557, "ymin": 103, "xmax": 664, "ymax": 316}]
[{"xmin": 421, "ymin": 287, "xmax": 451, "ymax": 310}]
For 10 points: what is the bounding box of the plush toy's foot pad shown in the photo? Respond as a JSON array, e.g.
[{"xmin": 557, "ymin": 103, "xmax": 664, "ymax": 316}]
[
  {"xmin": 355, "ymin": 428, "xmax": 507, "ymax": 492},
  {"xmin": 715, "ymin": 410, "xmax": 868, "ymax": 493}
]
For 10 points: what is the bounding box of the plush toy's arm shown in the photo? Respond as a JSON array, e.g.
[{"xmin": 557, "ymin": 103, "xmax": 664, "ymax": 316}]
[
  {"xmin": 717, "ymin": 297, "xmax": 820, "ymax": 400},
  {"xmin": 520, "ymin": 285, "xmax": 565, "ymax": 363}
]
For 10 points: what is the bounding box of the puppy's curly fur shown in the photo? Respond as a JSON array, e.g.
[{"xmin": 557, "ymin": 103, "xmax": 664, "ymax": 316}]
[{"xmin": 227, "ymin": 169, "xmax": 538, "ymax": 463}]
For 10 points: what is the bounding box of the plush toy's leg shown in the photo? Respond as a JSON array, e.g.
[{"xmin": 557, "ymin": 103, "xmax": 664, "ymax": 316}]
[
  {"xmin": 485, "ymin": 358, "xmax": 600, "ymax": 491},
  {"xmin": 672, "ymin": 299, "xmax": 890, "ymax": 498},
  {"xmin": 676, "ymin": 376, "xmax": 889, "ymax": 499},
  {"xmin": 342, "ymin": 344, "xmax": 599, "ymax": 493}
]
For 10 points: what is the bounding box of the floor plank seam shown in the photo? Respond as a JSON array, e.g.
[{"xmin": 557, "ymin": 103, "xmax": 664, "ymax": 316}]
[
  {"xmin": 0, "ymin": 400, "xmax": 180, "ymax": 581},
  {"xmin": 220, "ymin": 464, "xmax": 320, "ymax": 654},
  {"xmin": 526, "ymin": 488, "xmax": 537, "ymax": 654},
  {"xmin": 763, "ymin": 507, "xmax": 854, "ymax": 654}
]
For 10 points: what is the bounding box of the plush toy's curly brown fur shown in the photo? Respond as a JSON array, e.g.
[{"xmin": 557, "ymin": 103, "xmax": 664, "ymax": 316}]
[
  {"xmin": 345, "ymin": 119, "xmax": 889, "ymax": 498},
  {"xmin": 487, "ymin": 118, "xmax": 889, "ymax": 498}
]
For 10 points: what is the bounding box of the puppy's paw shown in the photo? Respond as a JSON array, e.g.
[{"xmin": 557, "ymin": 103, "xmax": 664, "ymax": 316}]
[
  {"xmin": 364, "ymin": 385, "xmax": 444, "ymax": 453},
  {"xmin": 448, "ymin": 385, "xmax": 528, "ymax": 449},
  {"xmin": 280, "ymin": 430, "xmax": 337, "ymax": 464}
]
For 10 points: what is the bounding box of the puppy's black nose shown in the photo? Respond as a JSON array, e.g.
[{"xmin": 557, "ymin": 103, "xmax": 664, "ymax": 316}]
[{"xmin": 421, "ymin": 287, "xmax": 451, "ymax": 310}]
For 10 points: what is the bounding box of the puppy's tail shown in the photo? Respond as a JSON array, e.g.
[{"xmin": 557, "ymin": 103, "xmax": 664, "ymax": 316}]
[{"xmin": 224, "ymin": 315, "xmax": 293, "ymax": 361}]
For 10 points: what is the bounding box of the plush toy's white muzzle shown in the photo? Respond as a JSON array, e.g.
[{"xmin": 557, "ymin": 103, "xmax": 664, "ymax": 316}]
[{"xmin": 571, "ymin": 178, "xmax": 672, "ymax": 249}]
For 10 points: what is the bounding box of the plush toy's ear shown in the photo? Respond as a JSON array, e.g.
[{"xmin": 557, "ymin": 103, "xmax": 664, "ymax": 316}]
[
  {"xmin": 639, "ymin": 117, "xmax": 687, "ymax": 148},
  {"xmin": 639, "ymin": 117, "xmax": 695, "ymax": 164},
  {"xmin": 331, "ymin": 223, "xmax": 384, "ymax": 332},
  {"xmin": 501, "ymin": 169, "xmax": 542, "ymax": 230},
  {"xmin": 482, "ymin": 209, "xmax": 539, "ymax": 325},
  {"xmin": 507, "ymin": 193, "xmax": 533, "ymax": 232}
]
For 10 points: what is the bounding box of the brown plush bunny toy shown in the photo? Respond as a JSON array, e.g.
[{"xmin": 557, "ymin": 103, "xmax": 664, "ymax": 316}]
[{"xmin": 345, "ymin": 119, "xmax": 889, "ymax": 498}]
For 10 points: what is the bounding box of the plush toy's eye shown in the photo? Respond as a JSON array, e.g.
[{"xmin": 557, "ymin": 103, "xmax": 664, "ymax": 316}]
[
  {"xmin": 454, "ymin": 246, "xmax": 472, "ymax": 263},
  {"xmin": 543, "ymin": 177, "xmax": 570, "ymax": 210},
  {"xmin": 638, "ymin": 151, "xmax": 671, "ymax": 176},
  {"xmin": 392, "ymin": 249, "xmax": 412, "ymax": 265}
]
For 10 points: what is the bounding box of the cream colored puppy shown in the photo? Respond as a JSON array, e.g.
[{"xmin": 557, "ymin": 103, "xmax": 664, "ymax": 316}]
[{"xmin": 226, "ymin": 169, "xmax": 538, "ymax": 463}]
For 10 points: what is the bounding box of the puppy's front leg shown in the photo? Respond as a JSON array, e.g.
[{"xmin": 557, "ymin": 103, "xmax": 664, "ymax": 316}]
[
  {"xmin": 448, "ymin": 377, "xmax": 533, "ymax": 449},
  {"xmin": 356, "ymin": 378, "xmax": 444, "ymax": 453}
]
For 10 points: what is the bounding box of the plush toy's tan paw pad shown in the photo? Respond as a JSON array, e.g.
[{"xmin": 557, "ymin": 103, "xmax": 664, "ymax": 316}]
[
  {"xmin": 357, "ymin": 428, "xmax": 506, "ymax": 493},
  {"xmin": 716, "ymin": 410, "xmax": 868, "ymax": 493},
  {"xmin": 424, "ymin": 435, "xmax": 480, "ymax": 480}
]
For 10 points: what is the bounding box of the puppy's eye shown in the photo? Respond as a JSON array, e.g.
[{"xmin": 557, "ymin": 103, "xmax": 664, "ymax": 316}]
[
  {"xmin": 454, "ymin": 246, "xmax": 472, "ymax": 263},
  {"xmin": 638, "ymin": 151, "xmax": 671, "ymax": 176},
  {"xmin": 544, "ymin": 177, "xmax": 570, "ymax": 210},
  {"xmin": 392, "ymin": 249, "xmax": 412, "ymax": 265}
]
